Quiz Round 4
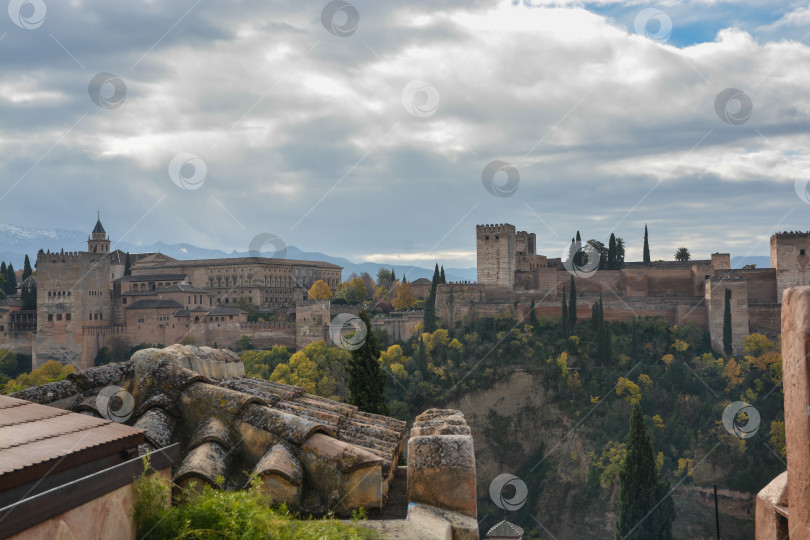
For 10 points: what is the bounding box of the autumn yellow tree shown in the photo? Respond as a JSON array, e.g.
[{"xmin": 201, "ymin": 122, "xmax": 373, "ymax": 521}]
[
  {"xmin": 308, "ymin": 279, "xmax": 333, "ymax": 300},
  {"xmin": 392, "ymin": 282, "xmax": 416, "ymax": 310}
]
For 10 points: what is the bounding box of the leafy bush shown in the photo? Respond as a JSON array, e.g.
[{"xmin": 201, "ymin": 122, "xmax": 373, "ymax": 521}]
[{"xmin": 132, "ymin": 461, "xmax": 379, "ymax": 539}]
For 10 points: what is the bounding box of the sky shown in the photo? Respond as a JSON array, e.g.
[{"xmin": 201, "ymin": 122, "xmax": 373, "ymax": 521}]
[{"xmin": 2, "ymin": 0, "xmax": 810, "ymax": 270}]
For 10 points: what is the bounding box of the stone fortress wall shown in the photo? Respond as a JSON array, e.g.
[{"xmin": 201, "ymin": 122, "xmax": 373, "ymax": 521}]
[{"xmin": 438, "ymin": 224, "xmax": 809, "ymax": 355}]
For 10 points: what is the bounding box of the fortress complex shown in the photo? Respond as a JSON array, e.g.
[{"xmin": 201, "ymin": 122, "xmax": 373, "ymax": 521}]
[
  {"xmin": 1, "ymin": 218, "xmax": 348, "ymax": 369},
  {"xmin": 436, "ymin": 224, "xmax": 810, "ymax": 355}
]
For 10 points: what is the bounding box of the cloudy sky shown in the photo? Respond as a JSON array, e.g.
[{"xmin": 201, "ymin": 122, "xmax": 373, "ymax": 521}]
[{"xmin": 2, "ymin": 0, "xmax": 810, "ymax": 269}]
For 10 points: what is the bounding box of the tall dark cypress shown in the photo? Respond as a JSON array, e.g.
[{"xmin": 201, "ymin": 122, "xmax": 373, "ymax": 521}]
[
  {"xmin": 529, "ymin": 298, "xmax": 538, "ymax": 329},
  {"xmin": 723, "ymin": 288, "xmax": 733, "ymax": 356},
  {"xmin": 643, "ymin": 225, "xmax": 651, "ymax": 263},
  {"xmin": 615, "ymin": 404, "xmax": 675, "ymax": 540},
  {"xmin": 124, "ymin": 252, "xmax": 132, "ymax": 276},
  {"xmin": 439, "ymin": 265, "xmax": 446, "ymax": 284},
  {"xmin": 608, "ymin": 233, "xmax": 617, "ymax": 270},
  {"xmin": 568, "ymin": 275, "xmax": 577, "ymax": 331},
  {"xmin": 561, "ymin": 286, "xmax": 569, "ymax": 338},
  {"xmin": 6, "ymin": 263, "xmax": 17, "ymax": 295},
  {"xmin": 347, "ymin": 310, "xmax": 388, "ymax": 415},
  {"xmin": 424, "ymin": 263, "xmax": 440, "ymax": 333},
  {"xmin": 22, "ymin": 255, "xmax": 33, "ymax": 281}
]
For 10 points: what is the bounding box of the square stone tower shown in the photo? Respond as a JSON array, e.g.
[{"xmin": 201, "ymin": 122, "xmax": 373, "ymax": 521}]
[
  {"xmin": 476, "ymin": 224, "xmax": 516, "ymax": 289},
  {"xmin": 35, "ymin": 249, "xmax": 111, "ymax": 368},
  {"xmin": 771, "ymin": 232, "xmax": 810, "ymax": 303}
]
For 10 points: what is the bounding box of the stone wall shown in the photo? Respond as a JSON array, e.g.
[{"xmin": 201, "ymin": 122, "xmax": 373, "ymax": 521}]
[
  {"xmin": 705, "ymin": 278, "xmax": 749, "ymax": 355},
  {"xmin": 748, "ymin": 303, "xmax": 781, "ymax": 337}
]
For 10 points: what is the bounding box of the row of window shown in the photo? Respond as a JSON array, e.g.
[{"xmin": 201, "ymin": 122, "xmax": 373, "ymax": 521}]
[
  {"xmin": 46, "ymin": 313, "xmax": 72, "ymax": 321},
  {"xmin": 48, "ymin": 290, "xmax": 71, "ymax": 297}
]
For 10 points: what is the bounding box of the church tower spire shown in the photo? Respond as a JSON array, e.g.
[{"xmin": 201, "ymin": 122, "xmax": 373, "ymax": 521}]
[{"xmin": 88, "ymin": 214, "xmax": 110, "ymax": 254}]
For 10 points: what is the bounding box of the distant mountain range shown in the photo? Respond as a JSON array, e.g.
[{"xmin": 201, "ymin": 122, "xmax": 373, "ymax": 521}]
[
  {"xmin": 0, "ymin": 224, "xmax": 772, "ymax": 282},
  {"xmin": 0, "ymin": 224, "xmax": 477, "ymax": 283}
]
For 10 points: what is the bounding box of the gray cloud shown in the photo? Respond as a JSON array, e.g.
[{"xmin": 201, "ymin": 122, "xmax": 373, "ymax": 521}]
[{"xmin": 2, "ymin": 0, "xmax": 810, "ymax": 270}]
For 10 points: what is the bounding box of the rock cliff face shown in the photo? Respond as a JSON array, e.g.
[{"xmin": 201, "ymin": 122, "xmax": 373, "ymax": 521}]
[{"xmin": 446, "ymin": 370, "xmax": 757, "ymax": 539}]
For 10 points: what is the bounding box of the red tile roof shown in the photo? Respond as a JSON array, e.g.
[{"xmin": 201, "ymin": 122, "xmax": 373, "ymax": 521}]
[{"xmin": 0, "ymin": 395, "xmax": 144, "ymax": 492}]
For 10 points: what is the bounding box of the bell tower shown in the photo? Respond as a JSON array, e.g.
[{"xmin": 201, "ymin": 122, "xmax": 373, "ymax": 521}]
[{"xmin": 87, "ymin": 212, "xmax": 110, "ymax": 254}]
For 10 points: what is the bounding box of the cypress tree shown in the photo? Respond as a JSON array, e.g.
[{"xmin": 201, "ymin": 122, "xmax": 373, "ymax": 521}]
[
  {"xmin": 723, "ymin": 288, "xmax": 733, "ymax": 356},
  {"xmin": 631, "ymin": 316, "xmax": 639, "ymax": 359},
  {"xmin": 643, "ymin": 225, "xmax": 651, "ymax": 264},
  {"xmin": 573, "ymin": 231, "xmax": 584, "ymax": 267},
  {"xmin": 440, "ymin": 265, "xmax": 446, "ymax": 284},
  {"xmin": 568, "ymin": 275, "xmax": 577, "ymax": 331},
  {"xmin": 561, "ymin": 286, "xmax": 569, "ymax": 338},
  {"xmin": 0, "ymin": 262, "xmax": 6, "ymax": 296},
  {"xmin": 424, "ymin": 264, "xmax": 440, "ymax": 332},
  {"xmin": 529, "ymin": 298, "xmax": 538, "ymax": 329},
  {"xmin": 347, "ymin": 310, "xmax": 388, "ymax": 415},
  {"xmin": 124, "ymin": 252, "xmax": 132, "ymax": 276},
  {"xmin": 615, "ymin": 403, "xmax": 675, "ymax": 540},
  {"xmin": 608, "ymin": 233, "xmax": 617, "ymax": 270},
  {"xmin": 22, "ymin": 255, "xmax": 32, "ymax": 281},
  {"xmin": 391, "ymin": 268, "xmax": 396, "ymax": 282},
  {"xmin": 6, "ymin": 264, "xmax": 17, "ymax": 295}
]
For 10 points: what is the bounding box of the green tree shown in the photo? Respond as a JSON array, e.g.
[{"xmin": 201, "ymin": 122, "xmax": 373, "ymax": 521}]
[
  {"xmin": 615, "ymin": 403, "xmax": 675, "ymax": 540},
  {"xmin": 643, "ymin": 225, "xmax": 651, "ymax": 263},
  {"xmin": 568, "ymin": 276, "xmax": 577, "ymax": 331},
  {"xmin": 347, "ymin": 310, "xmax": 388, "ymax": 415},
  {"xmin": 439, "ymin": 266, "xmax": 446, "ymax": 284},
  {"xmin": 5, "ymin": 263, "xmax": 17, "ymax": 295},
  {"xmin": 376, "ymin": 268, "xmax": 394, "ymax": 288},
  {"xmin": 674, "ymin": 247, "xmax": 691, "ymax": 262},
  {"xmin": 723, "ymin": 288, "xmax": 733, "ymax": 356},
  {"xmin": 529, "ymin": 298, "xmax": 538, "ymax": 329},
  {"xmin": 124, "ymin": 252, "xmax": 132, "ymax": 276},
  {"xmin": 235, "ymin": 296, "xmax": 257, "ymax": 313},
  {"xmin": 616, "ymin": 237, "xmax": 626, "ymax": 269},
  {"xmin": 0, "ymin": 262, "xmax": 6, "ymax": 298},
  {"xmin": 561, "ymin": 286, "xmax": 569, "ymax": 338},
  {"xmin": 423, "ymin": 264, "xmax": 440, "ymax": 332},
  {"xmin": 608, "ymin": 233, "xmax": 617, "ymax": 270},
  {"xmin": 22, "ymin": 255, "xmax": 33, "ymax": 281}
]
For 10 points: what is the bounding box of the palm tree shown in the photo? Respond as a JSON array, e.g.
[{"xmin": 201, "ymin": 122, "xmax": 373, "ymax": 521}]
[{"xmin": 674, "ymin": 247, "xmax": 691, "ymax": 262}]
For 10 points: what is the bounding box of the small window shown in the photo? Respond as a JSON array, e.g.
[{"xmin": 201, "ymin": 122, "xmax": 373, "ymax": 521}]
[
  {"xmin": 56, "ymin": 314, "xmax": 62, "ymax": 321},
  {"xmin": 48, "ymin": 314, "xmax": 53, "ymax": 321},
  {"xmin": 122, "ymin": 297, "xmax": 127, "ymax": 304},
  {"xmin": 66, "ymin": 313, "xmax": 71, "ymax": 321}
]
